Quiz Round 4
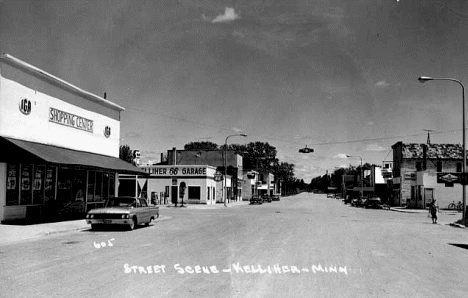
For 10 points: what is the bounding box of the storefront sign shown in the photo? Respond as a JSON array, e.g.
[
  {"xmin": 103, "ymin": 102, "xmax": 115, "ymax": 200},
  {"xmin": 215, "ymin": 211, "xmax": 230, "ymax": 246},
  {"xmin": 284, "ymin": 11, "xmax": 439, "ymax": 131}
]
[
  {"xmin": 149, "ymin": 166, "xmax": 208, "ymax": 177},
  {"xmin": 49, "ymin": 107, "xmax": 94, "ymax": 132},
  {"xmin": 104, "ymin": 126, "xmax": 111, "ymax": 138},
  {"xmin": 19, "ymin": 98, "xmax": 32, "ymax": 115},
  {"xmin": 404, "ymin": 172, "xmax": 416, "ymax": 180}
]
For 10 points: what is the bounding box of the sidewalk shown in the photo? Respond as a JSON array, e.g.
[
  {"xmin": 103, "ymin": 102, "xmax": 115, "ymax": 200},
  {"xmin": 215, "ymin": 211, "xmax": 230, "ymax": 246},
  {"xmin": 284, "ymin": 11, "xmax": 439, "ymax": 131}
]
[
  {"xmin": 0, "ymin": 219, "xmax": 89, "ymax": 246},
  {"xmin": 0, "ymin": 201, "xmax": 250, "ymax": 246},
  {"xmin": 389, "ymin": 207, "xmax": 467, "ymax": 228}
]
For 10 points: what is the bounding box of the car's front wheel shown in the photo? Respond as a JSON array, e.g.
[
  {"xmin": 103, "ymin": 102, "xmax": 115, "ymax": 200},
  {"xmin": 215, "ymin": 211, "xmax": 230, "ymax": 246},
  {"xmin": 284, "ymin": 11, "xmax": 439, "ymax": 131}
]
[{"xmin": 128, "ymin": 217, "xmax": 137, "ymax": 230}]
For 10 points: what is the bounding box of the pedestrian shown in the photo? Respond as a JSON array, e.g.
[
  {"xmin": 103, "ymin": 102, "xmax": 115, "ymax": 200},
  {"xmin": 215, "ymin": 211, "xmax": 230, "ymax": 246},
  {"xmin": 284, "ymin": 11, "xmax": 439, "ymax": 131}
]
[{"xmin": 429, "ymin": 199, "xmax": 439, "ymax": 224}]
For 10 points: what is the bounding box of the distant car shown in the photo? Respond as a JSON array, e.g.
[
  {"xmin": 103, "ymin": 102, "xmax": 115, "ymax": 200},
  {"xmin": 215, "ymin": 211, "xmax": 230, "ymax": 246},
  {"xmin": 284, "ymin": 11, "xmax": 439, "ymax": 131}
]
[
  {"xmin": 261, "ymin": 194, "xmax": 272, "ymax": 203},
  {"xmin": 327, "ymin": 193, "xmax": 334, "ymax": 198},
  {"xmin": 343, "ymin": 195, "xmax": 352, "ymax": 204},
  {"xmin": 364, "ymin": 196, "xmax": 382, "ymax": 209},
  {"xmin": 250, "ymin": 195, "xmax": 263, "ymax": 205},
  {"xmin": 271, "ymin": 194, "xmax": 280, "ymax": 201},
  {"xmin": 85, "ymin": 196, "xmax": 159, "ymax": 230},
  {"xmin": 335, "ymin": 194, "xmax": 341, "ymax": 199},
  {"xmin": 351, "ymin": 197, "xmax": 366, "ymax": 207}
]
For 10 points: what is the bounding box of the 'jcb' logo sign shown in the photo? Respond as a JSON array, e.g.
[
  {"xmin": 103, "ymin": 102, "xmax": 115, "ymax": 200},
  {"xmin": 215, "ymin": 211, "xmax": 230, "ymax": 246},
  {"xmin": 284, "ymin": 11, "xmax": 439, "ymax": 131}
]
[{"xmin": 19, "ymin": 98, "xmax": 32, "ymax": 115}]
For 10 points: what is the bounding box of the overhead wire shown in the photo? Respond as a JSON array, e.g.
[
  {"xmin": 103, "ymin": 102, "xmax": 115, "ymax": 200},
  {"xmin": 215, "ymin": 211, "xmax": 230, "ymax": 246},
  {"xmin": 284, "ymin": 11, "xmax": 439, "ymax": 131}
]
[{"xmin": 124, "ymin": 105, "xmax": 465, "ymax": 152}]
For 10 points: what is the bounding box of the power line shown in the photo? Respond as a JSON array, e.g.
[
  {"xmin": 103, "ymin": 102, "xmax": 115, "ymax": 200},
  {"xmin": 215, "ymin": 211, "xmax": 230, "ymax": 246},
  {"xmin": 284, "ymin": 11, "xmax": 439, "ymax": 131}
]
[{"xmin": 124, "ymin": 105, "xmax": 465, "ymax": 151}]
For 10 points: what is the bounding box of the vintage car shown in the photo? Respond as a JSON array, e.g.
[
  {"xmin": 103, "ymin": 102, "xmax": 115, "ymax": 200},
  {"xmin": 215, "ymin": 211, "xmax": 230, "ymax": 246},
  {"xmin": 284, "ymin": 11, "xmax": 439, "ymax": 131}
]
[
  {"xmin": 271, "ymin": 194, "xmax": 280, "ymax": 201},
  {"xmin": 364, "ymin": 196, "xmax": 382, "ymax": 209},
  {"xmin": 85, "ymin": 196, "xmax": 159, "ymax": 230},
  {"xmin": 261, "ymin": 194, "xmax": 272, "ymax": 203},
  {"xmin": 249, "ymin": 195, "xmax": 263, "ymax": 205}
]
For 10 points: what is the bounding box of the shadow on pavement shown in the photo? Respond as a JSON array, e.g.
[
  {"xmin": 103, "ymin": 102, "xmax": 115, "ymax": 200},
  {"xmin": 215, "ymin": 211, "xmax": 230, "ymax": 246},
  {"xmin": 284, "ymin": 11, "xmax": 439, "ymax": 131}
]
[{"xmin": 448, "ymin": 243, "xmax": 468, "ymax": 251}]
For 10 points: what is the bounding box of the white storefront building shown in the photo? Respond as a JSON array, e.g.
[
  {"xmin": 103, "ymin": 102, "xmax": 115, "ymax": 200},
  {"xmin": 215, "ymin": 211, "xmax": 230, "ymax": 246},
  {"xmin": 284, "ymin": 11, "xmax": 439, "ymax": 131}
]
[
  {"xmin": 0, "ymin": 54, "xmax": 143, "ymax": 222},
  {"xmin": 132, "ymin": 165, "xmax": 229, "ymax": 205}
]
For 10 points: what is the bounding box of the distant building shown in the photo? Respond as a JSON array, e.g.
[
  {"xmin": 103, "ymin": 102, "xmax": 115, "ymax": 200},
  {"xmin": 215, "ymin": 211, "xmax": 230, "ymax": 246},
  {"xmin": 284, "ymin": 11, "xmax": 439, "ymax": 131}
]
[{"xmin": 391, "ymin": 141, "xmax": 465, "ymax": 208}]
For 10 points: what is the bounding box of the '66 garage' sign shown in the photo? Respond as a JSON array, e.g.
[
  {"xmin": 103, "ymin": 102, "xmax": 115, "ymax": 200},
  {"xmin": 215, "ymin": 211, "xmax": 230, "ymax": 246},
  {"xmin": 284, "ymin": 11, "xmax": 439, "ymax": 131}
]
[{"xmin": 148, "ymin": 166, "xmax": 207, "ymax": 176}]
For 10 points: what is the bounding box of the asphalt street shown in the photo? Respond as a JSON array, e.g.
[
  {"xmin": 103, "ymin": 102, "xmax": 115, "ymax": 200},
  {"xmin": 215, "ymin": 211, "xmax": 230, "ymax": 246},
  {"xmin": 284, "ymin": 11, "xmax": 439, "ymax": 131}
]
[{"xmin": 0, "ymin": 193, "xmax": 467, "ymax": 298}]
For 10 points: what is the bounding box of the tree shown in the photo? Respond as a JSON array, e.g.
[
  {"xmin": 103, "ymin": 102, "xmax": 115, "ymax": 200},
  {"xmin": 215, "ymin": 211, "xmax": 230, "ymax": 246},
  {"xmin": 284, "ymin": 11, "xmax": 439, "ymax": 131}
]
[
  {"xmin": 227, "ymin": 141, "xmax": 278, "ymax": 171},
  {"xmin": 184, "ymin": 141, "xmax": 219, "ymax": 150},
  {"xmin": 119, "ymin": 144, "xmax": 134, "ymax": 165}
]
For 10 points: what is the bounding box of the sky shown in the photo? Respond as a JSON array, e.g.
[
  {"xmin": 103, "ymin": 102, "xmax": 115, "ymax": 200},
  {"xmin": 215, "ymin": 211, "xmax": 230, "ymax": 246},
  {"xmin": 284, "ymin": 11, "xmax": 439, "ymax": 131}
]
[{"xmin": 1, "ymin": 0, "xmax": 468, "ymax": 182}]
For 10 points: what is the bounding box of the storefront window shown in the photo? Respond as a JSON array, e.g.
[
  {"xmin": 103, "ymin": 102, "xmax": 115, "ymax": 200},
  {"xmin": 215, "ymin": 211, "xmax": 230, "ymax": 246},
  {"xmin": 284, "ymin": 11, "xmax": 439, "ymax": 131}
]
[
  {"xmin": 188, "ymin": 186, "xmax": 201, "ymax": 200},
  {"xmin": 44, "ymin": 166, "xmax": 56, "ymax": 205},
  {"xmin": 87, "ymin": 171, "xmax": 95, "ymax": 202},
  {"xmin": 20, "ymin": 164, "xmax": 32, "ymax": 205},
  {"xmin": 108, "ymin": 173, "xmax": 115, "ymax": 198},
  {"xmin": 95, "ymin": 172, "xmax": 103, "ymax": 202},
  {"xmin": 33, "ymin": 166, "xmax": 45, "ymax": 205},
  {"xmin": 6, "ymin": 164, "xmax": 19, "ymax": 205},
  {"xmin": 57, "ymin": 168, "xmax": 73, "ymax": 211},
  {"xmin": 103, "ymin": 173, "xmax": 109, "ymax": 201},
  {"xmin": 207, "ymin": 187, "xmax": 210, "ymax": 200}
]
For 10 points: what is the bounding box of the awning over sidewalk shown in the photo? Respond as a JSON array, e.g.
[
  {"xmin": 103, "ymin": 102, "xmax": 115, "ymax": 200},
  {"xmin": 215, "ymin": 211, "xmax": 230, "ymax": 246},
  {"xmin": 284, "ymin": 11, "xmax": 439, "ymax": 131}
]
[{"xmin": 1, "ymin": 137, "xmax": 146, "ymax": 175}]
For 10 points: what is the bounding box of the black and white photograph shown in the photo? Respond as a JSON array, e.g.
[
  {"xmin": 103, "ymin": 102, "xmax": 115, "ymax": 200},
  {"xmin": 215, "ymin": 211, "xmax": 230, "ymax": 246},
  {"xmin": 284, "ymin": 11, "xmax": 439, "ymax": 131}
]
[{"xmin": 0, "ymin": 0, "xmax": 467, "ymax": 297}]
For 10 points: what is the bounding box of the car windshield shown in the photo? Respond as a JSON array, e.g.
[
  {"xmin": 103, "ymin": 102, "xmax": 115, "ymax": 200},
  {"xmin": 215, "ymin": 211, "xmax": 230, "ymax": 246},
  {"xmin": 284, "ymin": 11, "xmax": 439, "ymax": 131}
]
[{"xmin": 105, "ymin": 197, "xmax": 136, "ymax": 207}]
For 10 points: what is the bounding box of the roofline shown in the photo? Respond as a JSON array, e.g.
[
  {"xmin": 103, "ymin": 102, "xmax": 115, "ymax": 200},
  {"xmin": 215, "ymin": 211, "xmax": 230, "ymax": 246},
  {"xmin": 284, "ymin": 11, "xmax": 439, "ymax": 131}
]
[{"xmin": 0, "ymin": 53, "xmax": 125, "ymax": 111}]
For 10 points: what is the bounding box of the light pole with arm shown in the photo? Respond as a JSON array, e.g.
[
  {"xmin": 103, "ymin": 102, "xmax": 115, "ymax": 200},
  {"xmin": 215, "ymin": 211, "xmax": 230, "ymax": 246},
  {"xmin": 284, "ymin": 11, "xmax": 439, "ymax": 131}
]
[
  {"xmin": 347, "ymin": 155, "xmax": 363, "ymax": 201},
  {"xmin": 224, "ymin": 133, "xmax": 247, "ymax": 207},
  {"xmin": 418, "ymin": 76, "xmax": 466, "ymax": 222}
]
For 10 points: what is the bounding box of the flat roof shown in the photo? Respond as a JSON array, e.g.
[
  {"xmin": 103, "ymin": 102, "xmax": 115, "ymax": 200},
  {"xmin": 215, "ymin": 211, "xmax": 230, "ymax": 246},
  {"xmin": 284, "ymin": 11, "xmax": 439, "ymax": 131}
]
[{"xmin": 0, "ymin": 53, "xmax": 125, "ymax": 111}]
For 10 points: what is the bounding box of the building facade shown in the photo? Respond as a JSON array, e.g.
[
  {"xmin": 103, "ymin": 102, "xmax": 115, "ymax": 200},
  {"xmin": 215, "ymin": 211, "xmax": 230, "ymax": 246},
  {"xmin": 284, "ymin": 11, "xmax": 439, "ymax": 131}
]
[
  {"xmin": 164, "ymin": 148, "xmax": 244, "ymax": 202},
  {"xmin": 391, "ymin": 142, "xmax": 464, "ymax": 209},
  {"xmin": 133, "ymin": 165, "xmax": 221, "ymax": 205},
  {"xmin": 0, "ymin": 54, "xmax": 142, "ymax": 222}
]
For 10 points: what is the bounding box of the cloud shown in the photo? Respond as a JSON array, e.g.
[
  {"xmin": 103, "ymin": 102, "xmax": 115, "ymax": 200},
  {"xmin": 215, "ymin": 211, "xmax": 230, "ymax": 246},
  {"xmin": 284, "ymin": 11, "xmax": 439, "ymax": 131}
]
[
  {"xmin": 334, "ymin": 153, "xmax": 348, "ymax": 159},
  {"xmin": 211, "ymin": 7, "xmax": 240, "ymax": 23},
  {"xmin": 365, "ymin": 144, "xmax": 387, "ymax": 152},
  {"xmin": 367, "ymin": 121, "xmax": 374, "ymax": 126},
  {"xmin": 232, "ymin": 127, "xmax": 243, "ymax": 132},
  {"xmin": 375, "ymin": 80, "xmax": 390, "ymax": 88}
]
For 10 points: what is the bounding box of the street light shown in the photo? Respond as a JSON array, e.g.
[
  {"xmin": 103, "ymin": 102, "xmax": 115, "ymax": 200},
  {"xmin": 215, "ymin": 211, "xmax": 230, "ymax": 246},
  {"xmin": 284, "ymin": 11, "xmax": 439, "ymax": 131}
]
[
  {"xmin": 418, "ymin": 76, "xmax": 466, "ymax": 222},
  {"xmin": 347, "ymin": 155, "xmax": 363, "ymax": 201},
  {"xmin": 224, "ymin": 133, "xmax": 247, "ymax": 207},
  {"xmin": 299, "ymin": 145, "xmax": 314, "ymax": 153}
]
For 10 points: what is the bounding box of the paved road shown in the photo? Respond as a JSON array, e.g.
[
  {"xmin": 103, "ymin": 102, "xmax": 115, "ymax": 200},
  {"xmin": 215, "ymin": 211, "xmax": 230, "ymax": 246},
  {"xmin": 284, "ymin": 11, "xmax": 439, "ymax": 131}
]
[{"xmin": 1, "ymin": 193, "xmax": 467, "ymax": 298}]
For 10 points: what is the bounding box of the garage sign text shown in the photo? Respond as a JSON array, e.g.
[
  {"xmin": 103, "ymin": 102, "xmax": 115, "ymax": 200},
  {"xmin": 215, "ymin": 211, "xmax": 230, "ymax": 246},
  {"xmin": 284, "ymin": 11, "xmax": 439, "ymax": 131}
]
[{"xmin": 149, "ymin": 166, "xmax": 207, "ymax": 176}]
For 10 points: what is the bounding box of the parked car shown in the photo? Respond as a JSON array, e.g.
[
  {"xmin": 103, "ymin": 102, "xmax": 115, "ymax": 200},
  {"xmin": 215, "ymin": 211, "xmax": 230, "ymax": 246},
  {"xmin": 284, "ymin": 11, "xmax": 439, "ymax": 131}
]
[
  {"xmin": 85, "ymin": 196, "xmax": 159, "ymax": 230},
  {"xmin": 343, "ymin": 195, "xmax": 352, "ymax": 204},
  {"xmin": 271, "ymin": 194, "xmax": 280, "ymax": 201},
  {"xmin": 327, "ymin": 193, "xmax": 334, "ymax": 198},
  {"xmin": 262, "ymin": 194, "xmax": 272, "ymax": 203},
  {"xmin": 359, "ymin": 197, "xmax": 368, "ymax": 207},
  {"xmin": 249, "ymin": 195, "xmax": 263, "ymax": 205},
  {"xmin": 364, "ymin": 196, "xmax": 382, "ymax": 209},
  {"xmin": 351, "ymin": 197, "xmax": 366, "ymax": 207}
]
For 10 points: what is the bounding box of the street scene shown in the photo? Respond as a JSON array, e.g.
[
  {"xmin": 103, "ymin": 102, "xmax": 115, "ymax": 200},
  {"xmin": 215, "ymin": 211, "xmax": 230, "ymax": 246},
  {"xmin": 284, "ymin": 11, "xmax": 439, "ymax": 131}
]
[{"xmin": 0, "ymin": 193, "xmax": 467, "ymax": 298}]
